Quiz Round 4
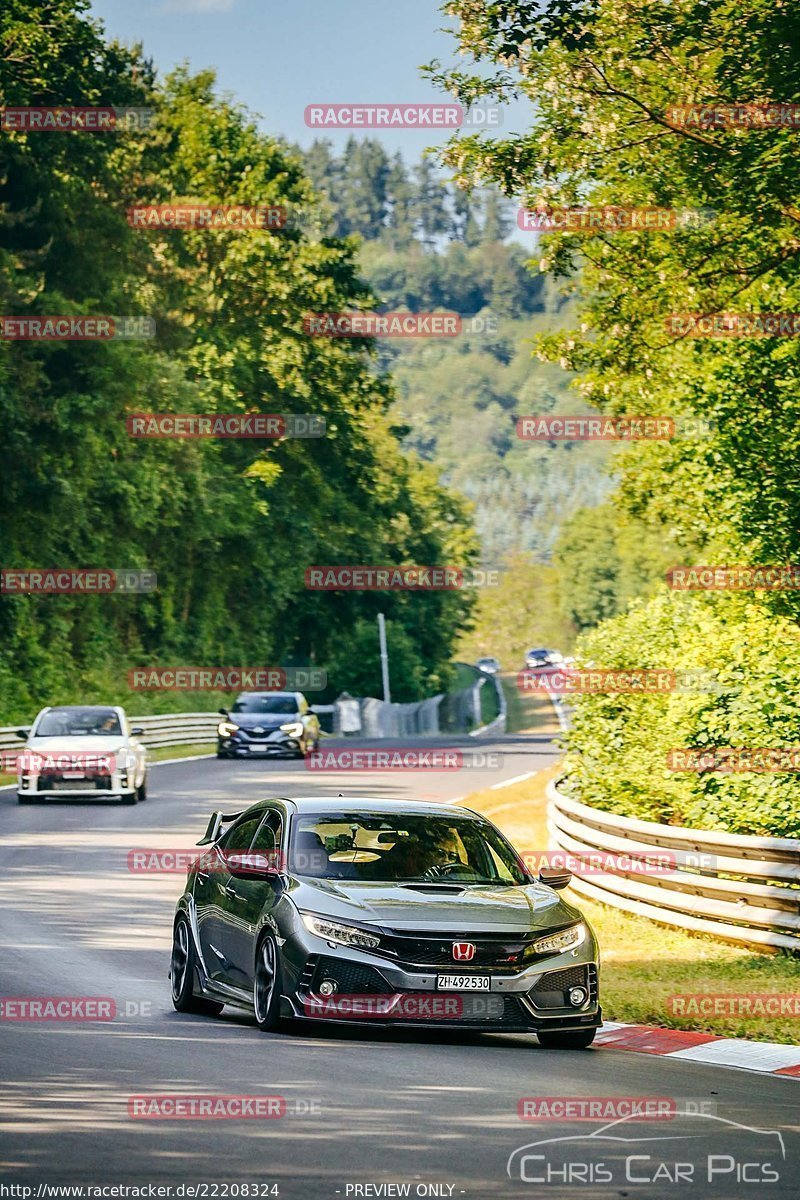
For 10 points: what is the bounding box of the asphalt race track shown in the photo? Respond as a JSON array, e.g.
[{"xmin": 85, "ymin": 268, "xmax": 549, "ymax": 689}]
[{"xmin": 1, "ymin": 735, "xmax": 797, "ymax": 1198}]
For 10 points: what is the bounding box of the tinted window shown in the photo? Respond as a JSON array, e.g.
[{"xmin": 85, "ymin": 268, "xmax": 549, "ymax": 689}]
[
  {"xmin": 231, "ymin": 694, "xmax": 298, "ymax": 714},
  {"xmin": 252, "ymin": 811, "xmax": 282, "ymax": 852},
  {"xmin": 35, "ymin": 708, "xmax": 121, "ymax": 737},
  {"xmin": 289, "ymin": 812, "xmax": 526, "ymax": 884},
  {"xmin": 218, "ymin": 816, "xmax": 262, "ymax": 852}
]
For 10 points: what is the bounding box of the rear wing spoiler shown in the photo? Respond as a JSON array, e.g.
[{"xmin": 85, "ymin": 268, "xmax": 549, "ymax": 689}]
[{"xmin": 196, "ymin": 810, "xmax": 243, "ymax": 846}]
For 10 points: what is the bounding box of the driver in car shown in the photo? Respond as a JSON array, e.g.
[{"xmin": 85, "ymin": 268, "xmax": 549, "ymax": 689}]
[{"xmin": 388, "ymin": 828, "xmax": 462, "ymax": 879}]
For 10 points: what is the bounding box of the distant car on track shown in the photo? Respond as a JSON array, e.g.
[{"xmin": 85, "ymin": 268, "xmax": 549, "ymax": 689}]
[
  {"xmin": 170, "ymin": 796, "xmax": 601, "ymax": 1046},
  {"xmin": 476, "ymin": 656, "xmax": 501, "ymax": 675},
  {"xmin": 216, "ymin": 691, "xmax": 320, "ymax": 760},
  {"xmin": 524, "ymin": 647, "xmax": 564, "ymax": 671},
  {"xmin": 15, "ymin": 704, "xmax": 148, "ymax": 805}
]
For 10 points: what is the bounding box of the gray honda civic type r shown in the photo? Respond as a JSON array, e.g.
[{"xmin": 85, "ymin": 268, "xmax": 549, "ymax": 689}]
[{"xmin": 170, "ymin": 796, "xmax": 601, "ymax": 1047}]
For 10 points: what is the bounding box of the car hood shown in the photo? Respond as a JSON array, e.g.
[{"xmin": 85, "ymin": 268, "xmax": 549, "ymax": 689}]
[
  {"xmin": 25, "ymin": 736, "xmax": 129, "ymax": 753},
  {"xmin": 290, "ymin": 878, "xmax": 579, "ymax": 932},
  {"xmin": 230, "ymin": 714, "xmax": 295, "ymax": 731}
]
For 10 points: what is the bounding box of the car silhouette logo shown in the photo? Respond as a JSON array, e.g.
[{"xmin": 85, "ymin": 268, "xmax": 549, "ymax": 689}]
[{"xmin": 452, "ymin": 942, "xmax": 476, "ymax": 961}]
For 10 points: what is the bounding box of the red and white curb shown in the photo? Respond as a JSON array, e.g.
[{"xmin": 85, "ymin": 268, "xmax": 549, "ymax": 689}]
[{"xmin": 595, "ymin": 1021, "xmax": 800, "ymax": 1077}]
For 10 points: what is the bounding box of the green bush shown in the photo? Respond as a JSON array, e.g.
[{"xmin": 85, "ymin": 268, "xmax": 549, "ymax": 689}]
[{"xmin": 562, "ymin": 591, "xmax": 800, "ymax": 837}]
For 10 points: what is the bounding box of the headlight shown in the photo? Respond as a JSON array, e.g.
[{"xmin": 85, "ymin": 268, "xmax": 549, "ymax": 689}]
[
  {"xmin": 279, "ymin": 721, "xmax": 304, "ymax": 737},
  {"xmin": 217, "ymin": 721, "xmax": 240, "ymax": 736},
  {"xmin": 300, "ymin": 912, "xmax": 381, "ymax": 950},
  {"xmin": 532, "ymin": 923, "xmax": 586, "ymax": 957}
]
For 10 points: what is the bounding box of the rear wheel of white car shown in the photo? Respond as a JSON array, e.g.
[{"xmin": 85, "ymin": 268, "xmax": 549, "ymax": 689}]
[
  {"xmin": 253, "ymin": 934, "xmax": 283, "ymax": 1032},
  {"xmin": 537, "ymin": 1028, "xmax": 596, "ymax": 1049},
  {"xmin": 170, "ymin": 917, "xmax": 224, "ymax": 1016}
]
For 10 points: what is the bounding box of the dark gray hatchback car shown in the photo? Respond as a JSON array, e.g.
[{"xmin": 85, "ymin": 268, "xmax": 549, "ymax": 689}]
[{"xmin": 170, "ymin": 796, "xmax": 601, "ymax": 1047}]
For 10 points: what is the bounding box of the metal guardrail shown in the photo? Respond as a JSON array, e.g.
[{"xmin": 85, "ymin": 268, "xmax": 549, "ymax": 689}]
[
  {"xmin": 0, "ymin": 712, "xmax": 219, "ymax": 755},
  {"xmin": 546, "ymin": 777, "xmax": 800, "ymax": 952}
]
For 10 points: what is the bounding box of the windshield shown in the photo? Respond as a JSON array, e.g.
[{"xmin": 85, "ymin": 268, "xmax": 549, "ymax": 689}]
[
  {"xmin": 35, "ymin": 708, "xmax": 122, "ymax": 737},
  {"xmin": 289, "ymin": 812, "xmax": 527, "ymax": 885},
  {"xmin": 231, "ymin": 695, "xmax": 298, "ymax": 714}
]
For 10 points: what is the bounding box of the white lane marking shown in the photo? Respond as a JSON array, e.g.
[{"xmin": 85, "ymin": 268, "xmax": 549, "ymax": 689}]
[{"xmin": 489, "ymin": 770, "xmax": 537, "ymax": 790}]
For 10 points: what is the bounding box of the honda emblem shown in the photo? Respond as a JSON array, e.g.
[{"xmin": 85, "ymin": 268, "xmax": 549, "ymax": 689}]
[{"xmin": 452, "ymin": 942, "xmax": 476, "ymax": 962}]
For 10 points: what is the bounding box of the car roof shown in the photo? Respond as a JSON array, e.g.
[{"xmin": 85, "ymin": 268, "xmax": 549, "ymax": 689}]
[
  {"xmin": 234, "ymin": 691, "xmax": 300, "ymax": 700},
  {"xmin": 238, "ymin": 795, "xmax": 483, "ymax": 820}
]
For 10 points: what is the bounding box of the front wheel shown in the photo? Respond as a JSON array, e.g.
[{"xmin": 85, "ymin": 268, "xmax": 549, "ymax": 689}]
[
  {"xmin": 253, "ymin": 934, "xmax": 283, "ymax": 1032},
  {"xmin": 170, "ymin": 916, "xmax": 224, "ymax": 1016},
  {"xmin": 537, "ymin": 1028, "xmax": 596, "ymax": 1049},
  {"xmin": 136, "ymin": 776, "xmax": 147, "ymax": 802}
]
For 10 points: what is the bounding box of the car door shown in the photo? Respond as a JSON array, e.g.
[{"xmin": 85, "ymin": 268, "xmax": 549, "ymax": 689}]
[
  {"xmin": 195, "ymin": 814, "xmax": 262, "ymax": 985},
  {"xmin": 220, "ymin": 808, "xmax": 285, "ymax": 990}
]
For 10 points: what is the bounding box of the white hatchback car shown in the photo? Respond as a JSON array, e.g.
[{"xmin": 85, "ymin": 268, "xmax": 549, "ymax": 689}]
[{"xmin": 16, "ymin": 704, "xmax": 148, "ymax": 805}]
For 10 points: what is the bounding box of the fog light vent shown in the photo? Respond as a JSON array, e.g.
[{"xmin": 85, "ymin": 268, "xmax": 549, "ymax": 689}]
[
  {"xmin": 318, "ymin": 979, "xmax": 338, "ymax": 996},
  {"xmin": 568, "ymin": 986, "xmax": 588, "ymax": 1007}
]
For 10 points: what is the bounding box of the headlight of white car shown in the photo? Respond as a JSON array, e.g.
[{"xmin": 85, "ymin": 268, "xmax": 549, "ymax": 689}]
[
  {"xmin": 279, "ymin": 721, "xmax": 304, "ymax": 738},
  {"xmin": 217, "ymin": 721, "xmax": 240, "ymax": 736},
  {"xmin": 300, "ymin": 912, "xmax": 381, "ymax": 950},
  {"xmin": 532, "ymin": 923, "xmax": 586, "ymax": 956}
]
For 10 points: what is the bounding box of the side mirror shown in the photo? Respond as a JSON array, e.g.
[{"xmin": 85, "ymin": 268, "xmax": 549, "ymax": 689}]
[
  {"xmin": 131, "ymin": 727, "xmax": 145, "ymax": 736},
  {"xmin": 538, "ymin": 867, "xmax": 572, "ymax": 890},
  {"xmin": 16, "ymin": 729, "xmax": 29, "ymax": 740},
  {"xmin": 225, "ymin": 850, "xmax": 282, "ymax": 879}
]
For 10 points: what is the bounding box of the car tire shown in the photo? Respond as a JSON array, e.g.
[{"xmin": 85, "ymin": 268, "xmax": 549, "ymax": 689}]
[
  {"xmin": 16, "ymin": 793, "xmax": 33, "ymax": 804},
  {"xmin": 253, "ymin": 933, "xmax": 283, "ymax": 1032},
  {"xmin": 537, "ymin": 1028, "xmax": 596, "ymax": 1049},
  {"xmin": 136, "ymin": 777, "xmax": 147, "ymax": 802},
  {"xmin": 170, "ymin": 916, "xmax": 224, "ymax": 1016},
  {"xmin": 120, "ymin": 791, "xmax": 137, "ymax": 805},
  {"xmin": 216, "ymin": 750, "xmax": 230, "ymax": 759}
]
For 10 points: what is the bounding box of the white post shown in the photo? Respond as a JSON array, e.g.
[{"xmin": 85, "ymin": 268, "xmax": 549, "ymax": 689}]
[{"xmin": 377, "ymin": 612, "xmax": 391, "ymax": 704}]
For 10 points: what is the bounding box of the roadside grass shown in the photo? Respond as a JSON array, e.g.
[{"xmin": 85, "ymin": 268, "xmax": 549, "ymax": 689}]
[
  {"xmin": 464, "ymin": 762, "xmax": 800, "ymax": 1044},
  {"xmin": 499, "ymin": 673, "xmax": 562, "ymax": 736},
  {"xmin": 0, "ymin": 741, "xmax": 216, "ymax": 788}
]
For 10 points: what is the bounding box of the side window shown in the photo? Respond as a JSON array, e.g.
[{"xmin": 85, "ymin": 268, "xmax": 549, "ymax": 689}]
[
  {"xmin": 251, "ymin": 810, "xmax": 283, "ymax": 853},
  {"xmin": 218, "ymin": 816, "xmax": 262, "ymax": 853}
]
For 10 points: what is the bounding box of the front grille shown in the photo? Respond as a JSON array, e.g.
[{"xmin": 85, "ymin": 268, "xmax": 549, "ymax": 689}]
[
  {"xmin": 378, "ymin": 931, "xmax": 535, "ymax": 970},
  {"xmin": 530, "ymin": 964, "xmax": 596, "ymax": 1010},
  {"xmin": 39, "ymin": 774, "xmax": 112, "ymax": 791}
]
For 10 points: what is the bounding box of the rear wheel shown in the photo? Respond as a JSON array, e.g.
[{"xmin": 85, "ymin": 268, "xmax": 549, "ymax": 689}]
[
  {"xmin": 171, "ymin": 916, "xmax": 224, "ymax": 1016},
  {"xmin": 253, "ymin": 934, "xmax": 283, "ymax": 1032},
  {"xmin": 537, "ymin": 1028, "xmax": 596, "ymax": 1049}
]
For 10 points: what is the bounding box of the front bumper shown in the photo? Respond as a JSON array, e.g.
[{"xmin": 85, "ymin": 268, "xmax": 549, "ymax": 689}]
[
  {"xmin": 17, "ymin": 768, "xmax": 138, "ymax": 799},
  {"xmin": 218, "ymin": 732, "xmax": 300, "ymax": 757},
  {"xmin": 280, "ymin": 921, "xmax": 601, "ymax": 1033}
]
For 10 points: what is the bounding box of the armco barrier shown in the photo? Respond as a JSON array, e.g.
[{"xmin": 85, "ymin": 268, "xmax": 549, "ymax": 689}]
[{"xmin": 546, "ymin": 777, "xmax": 800, "ymax": 952}]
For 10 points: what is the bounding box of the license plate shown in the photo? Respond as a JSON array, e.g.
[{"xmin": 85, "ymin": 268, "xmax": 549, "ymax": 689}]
[
  {"xmin": 436, "ymin": 974, "xmax": 490, "ymax": 991},
  {"xmin": 249, "ymin": 742, "xmax": 269, "ymax": 749}
]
